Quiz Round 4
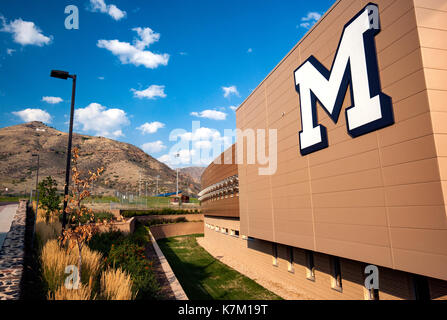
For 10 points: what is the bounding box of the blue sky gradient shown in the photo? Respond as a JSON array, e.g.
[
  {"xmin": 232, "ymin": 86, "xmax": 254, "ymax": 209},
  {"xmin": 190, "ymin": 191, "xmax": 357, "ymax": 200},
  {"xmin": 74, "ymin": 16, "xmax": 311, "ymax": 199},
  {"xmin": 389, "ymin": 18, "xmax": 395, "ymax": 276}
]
[{"xmin": 0, "ymin": 0, "xmax": 333, "ymax": 167}]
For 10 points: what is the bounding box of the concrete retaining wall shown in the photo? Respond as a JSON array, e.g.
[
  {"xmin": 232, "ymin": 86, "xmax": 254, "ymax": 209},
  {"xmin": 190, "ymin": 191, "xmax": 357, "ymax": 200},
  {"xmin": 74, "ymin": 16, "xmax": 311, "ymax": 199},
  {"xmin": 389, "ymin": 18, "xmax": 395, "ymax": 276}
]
[
  {"xmin": 150, "ymin": 222, "xmax": 204, "ymax": 240},
  {"xmin": 96, "ymin": 217, "xmax": 136, "ymax": 235},
  {"xmin": 136, "ymin": 214, "xmax": 203, "ymax": 224}
]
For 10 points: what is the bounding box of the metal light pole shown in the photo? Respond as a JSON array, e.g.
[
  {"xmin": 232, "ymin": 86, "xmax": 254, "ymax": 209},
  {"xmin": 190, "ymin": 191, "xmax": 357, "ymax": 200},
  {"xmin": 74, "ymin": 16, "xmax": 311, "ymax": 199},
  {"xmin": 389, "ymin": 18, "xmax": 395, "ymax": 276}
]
[
  {"xmin": 32, "ymin": 154, "xmax": 40, "ymax": 213},
  {"xmin": 175, "ymin": 153, "xmax": 180, "ymax": 196},
  {"xmin": 50, "ymin": 70, "xmax": 76, "ymax": 230}
]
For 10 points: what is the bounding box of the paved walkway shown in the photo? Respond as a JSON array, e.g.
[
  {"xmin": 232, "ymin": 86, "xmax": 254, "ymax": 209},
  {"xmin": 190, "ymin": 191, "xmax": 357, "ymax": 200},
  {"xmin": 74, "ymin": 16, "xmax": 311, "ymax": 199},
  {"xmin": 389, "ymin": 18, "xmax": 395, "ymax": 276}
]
[{"xmin": 0, "ymin": 204, "xmax": 18, "ymax": 249}]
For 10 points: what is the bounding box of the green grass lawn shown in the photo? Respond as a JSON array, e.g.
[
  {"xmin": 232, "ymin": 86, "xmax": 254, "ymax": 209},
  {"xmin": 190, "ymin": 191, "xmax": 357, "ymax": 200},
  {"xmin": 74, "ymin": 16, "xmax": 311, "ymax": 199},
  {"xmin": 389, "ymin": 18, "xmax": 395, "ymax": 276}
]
[
  {"xmin": 0, "ymin": 196, "xmax": 22, "ymax": 203},
  {"xmin": 158, "ymin": 235, "xmax": 282, "ymax": 300}
]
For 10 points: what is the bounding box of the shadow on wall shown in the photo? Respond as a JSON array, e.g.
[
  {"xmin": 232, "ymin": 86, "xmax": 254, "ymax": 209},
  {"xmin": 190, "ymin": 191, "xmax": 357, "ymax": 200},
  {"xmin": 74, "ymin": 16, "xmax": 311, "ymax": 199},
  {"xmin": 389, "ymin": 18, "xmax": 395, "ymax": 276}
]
[
  {"xmin": 0, "ymin": 232, "xmax": 6, "ymax": 248},
  {"xmin": 245, "ymin": 238, "xmax": 440, "ymax": 300}
]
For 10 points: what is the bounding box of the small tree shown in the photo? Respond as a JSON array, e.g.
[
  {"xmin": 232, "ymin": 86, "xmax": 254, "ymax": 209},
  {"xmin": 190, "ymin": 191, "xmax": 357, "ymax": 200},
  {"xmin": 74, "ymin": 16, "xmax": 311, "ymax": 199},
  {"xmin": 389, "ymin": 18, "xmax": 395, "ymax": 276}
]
[
  {"xmin": 38, "ymin": 176, "xmax": 60, "ymax": 223},
  {"xmin": 61, "ymin": 147, "xmax": 104, "ymax": 283}
]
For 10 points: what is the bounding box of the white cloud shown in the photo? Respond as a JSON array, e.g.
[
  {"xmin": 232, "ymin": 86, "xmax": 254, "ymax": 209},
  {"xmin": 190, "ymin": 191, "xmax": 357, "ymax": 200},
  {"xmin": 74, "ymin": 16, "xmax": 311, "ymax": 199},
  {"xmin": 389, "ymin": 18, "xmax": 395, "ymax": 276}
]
[
  {"xmin": 247, "ymin": 48, "xmax": 253, "ymax": 53},
  {"xmin": 158, "ymin": 149, "xmax": 196, "ymax": 167},
  {"xmin": 141, "ymin": 140, "xmax": 166, "ymax": 154},
  {"xmin": 88, "ymin": 0, "xmax": 126, "ymax": 20},
  {"xmin": 132, "ymin": 85, "xmax": 166, "ymax": 99},
  {"xmin": 42, "ymin": 96, "xmax": 63, "ymax": 104},
  {"xmin": 222, "ymin": 85, "xmax": 239, "ymax": 98},
  {"xmin": 175, "ymin": 127, "xmax": 222, "ymax": 142},
  {"xmin": 157, "ymin": 154, "xmax": 171, "ymax": 164},
  {"xmin": 1, "ymin": 17, "xmax": 52, "ymax": 46},
  {"xmin": 137, "ymin": 121, "xmax": 165, "ymax": 134},
  {"xmin": 194, "ymin": 140, "xmax": 212, "ymax": 149},
  {"xmin": 6, "ymin": 48, "xmax": 15, "ymax": 55},
  {"xmin": 159, "ymin": 124, "xmax": 233, "ymax": 168},
  {"xmin": 299, "ymin": 12, "xmax": 321, "ymax": 29},
  {"xmin": 302, "ymin": 12, "xmax": 322, "ymax": 21},
  {"xmin": 190, "ymin": 109, "xmax": 227, "ymax": 121},
  {"xmin": 12, "ymin": 108, "xmax": 52, "ymax": 123},
  {"xmin": 74, "ymin": 102, "xmax": 130, "ymax": 139},
  {"xmin": 229, "ymin": 105, "xmax": 237, "ymax": 111},
  {"xmin": 97, "ymin": 27, "xmax": 169, "ymax": 69}
]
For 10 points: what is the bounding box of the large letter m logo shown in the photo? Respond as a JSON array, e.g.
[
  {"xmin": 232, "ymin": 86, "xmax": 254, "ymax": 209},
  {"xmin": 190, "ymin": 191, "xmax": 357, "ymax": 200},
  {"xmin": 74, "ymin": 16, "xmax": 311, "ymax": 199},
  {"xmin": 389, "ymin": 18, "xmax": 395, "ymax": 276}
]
[{"xmin": 294, "ymin": 3, "xmax": 394, "ymax": 156}]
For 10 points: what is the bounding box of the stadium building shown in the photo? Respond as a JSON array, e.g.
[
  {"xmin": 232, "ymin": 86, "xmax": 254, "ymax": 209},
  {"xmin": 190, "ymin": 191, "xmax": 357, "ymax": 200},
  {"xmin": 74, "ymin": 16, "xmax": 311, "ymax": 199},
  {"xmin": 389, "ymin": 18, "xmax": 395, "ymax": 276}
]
[{"xmin": 198, "ymin": 0, "xmax": 447, "ymax": 300}]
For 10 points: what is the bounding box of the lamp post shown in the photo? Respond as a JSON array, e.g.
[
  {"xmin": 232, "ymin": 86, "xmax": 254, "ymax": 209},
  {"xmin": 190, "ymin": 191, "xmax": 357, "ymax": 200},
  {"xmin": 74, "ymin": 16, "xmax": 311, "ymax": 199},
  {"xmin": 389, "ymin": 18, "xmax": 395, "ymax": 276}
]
[
  {"xmin": 50, "ymin": 70, "xmax": 76, "ymax": 230},
  {"xmin": 175, "ymin": 153, "xmax": 180, "ymax": 196},
  {"xmin": 32, "ymin": 154, "xmax": 40, "ymax": 213}
]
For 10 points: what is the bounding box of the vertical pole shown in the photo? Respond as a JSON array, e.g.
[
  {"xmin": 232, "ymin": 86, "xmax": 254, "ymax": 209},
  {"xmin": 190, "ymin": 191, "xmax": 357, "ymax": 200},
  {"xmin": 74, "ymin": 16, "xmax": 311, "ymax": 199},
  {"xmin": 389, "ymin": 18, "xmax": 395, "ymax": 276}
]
[
  {"xmin": 35, "ymin": 155, "xmax": 40, "ymax": 214},
  {"xmin": 62, "ymin": 75, "xmax": 76, "ymax": 230}
]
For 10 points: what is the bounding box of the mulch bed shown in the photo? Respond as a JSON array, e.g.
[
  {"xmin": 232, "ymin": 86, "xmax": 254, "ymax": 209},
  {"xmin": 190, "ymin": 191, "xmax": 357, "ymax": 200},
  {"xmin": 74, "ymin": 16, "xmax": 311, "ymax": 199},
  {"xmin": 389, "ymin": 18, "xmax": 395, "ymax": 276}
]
[{"xmin": 145, "ymin": 241, "xmax": 176, "ymax": 300}]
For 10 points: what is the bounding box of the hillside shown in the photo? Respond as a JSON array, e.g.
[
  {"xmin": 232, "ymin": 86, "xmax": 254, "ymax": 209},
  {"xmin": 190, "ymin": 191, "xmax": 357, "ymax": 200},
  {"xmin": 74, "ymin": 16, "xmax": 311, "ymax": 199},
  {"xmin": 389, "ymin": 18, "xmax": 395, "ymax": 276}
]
[
  {"xmin": 179, "ymin": 167, "xmax": 206, "ymax": 184},
  {"xmin": 0, "ymin": 122, "xmax": 201, "ymax": 197}
]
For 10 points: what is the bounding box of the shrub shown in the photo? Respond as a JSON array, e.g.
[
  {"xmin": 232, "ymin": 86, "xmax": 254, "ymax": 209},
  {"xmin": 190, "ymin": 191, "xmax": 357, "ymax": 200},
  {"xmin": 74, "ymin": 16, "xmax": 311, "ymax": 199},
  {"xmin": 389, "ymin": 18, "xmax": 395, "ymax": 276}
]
[
  {"xmin": 78, "ymin": 210, "xmax": 115, "ymax": 224},
  {"xmin": 100, "ymin": 268, "xmax": 135, "ymax": 300},
  {"xmin": 87, "ymin": 223, "xmax": 160, "ymax": 300},
  {"xmin": 88, "ymin": 231, "xmax": 125, "ymax": 257},
  {"xmin": 37, "ymin": 176, "xmax": 60, "ymax": 223},
  {"xmin": 121, "ymin": 208, "xmax": 195, "ymax": 218},
  {"xmin": 36, "ymin": 220, "xmax": 62, "ymax": 247},
  {"xmin": 107, "ymin": 240, "xmax": 159, "ymax": 300},
  {"xmin": 143, "ymin": 217, "xmax": 187, "ymax": 227}
]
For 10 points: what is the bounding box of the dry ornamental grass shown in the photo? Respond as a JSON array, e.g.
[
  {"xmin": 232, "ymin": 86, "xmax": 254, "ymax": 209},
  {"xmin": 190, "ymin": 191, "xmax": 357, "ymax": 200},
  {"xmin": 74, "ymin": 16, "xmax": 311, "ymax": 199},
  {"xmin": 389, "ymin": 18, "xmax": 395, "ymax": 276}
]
[
  {"xmin": 41, "ymin": 239, "xmax": 103, "ymax": 295},
  {"xmin": 49, "ymin": 283, "xmax": 93, "ymax": 300},
  {"xmin": 100, "ymin": 268, "xmax": 136, "ymax": 300}
]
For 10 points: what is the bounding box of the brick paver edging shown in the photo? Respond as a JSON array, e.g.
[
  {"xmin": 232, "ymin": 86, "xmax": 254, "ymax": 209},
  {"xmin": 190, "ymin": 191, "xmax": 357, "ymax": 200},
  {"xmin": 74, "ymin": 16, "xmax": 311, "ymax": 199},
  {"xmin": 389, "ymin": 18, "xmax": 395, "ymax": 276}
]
[
  {"xmin": 147, "ymin": 229, "xmax": 188, "ymax": 300},
  {"xmin": 0, "ymin": 200, "xmax": 27, "ymax": 300}
]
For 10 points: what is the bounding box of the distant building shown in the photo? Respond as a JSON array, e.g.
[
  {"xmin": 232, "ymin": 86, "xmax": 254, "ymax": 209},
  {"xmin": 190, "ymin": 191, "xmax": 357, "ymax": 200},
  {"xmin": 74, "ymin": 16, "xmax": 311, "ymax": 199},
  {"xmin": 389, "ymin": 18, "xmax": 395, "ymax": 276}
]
[{"xmin": 170, "ymin": 193, "xmax": 190, "ymax": 204}]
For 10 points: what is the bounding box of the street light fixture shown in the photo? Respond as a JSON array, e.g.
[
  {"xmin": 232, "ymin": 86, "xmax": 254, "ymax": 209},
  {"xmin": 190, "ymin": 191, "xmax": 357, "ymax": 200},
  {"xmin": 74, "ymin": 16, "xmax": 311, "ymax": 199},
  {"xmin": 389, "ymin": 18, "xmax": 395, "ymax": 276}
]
[{"xmin": 50, "ymin": 69, "xmax": 77, "ymax": 230}]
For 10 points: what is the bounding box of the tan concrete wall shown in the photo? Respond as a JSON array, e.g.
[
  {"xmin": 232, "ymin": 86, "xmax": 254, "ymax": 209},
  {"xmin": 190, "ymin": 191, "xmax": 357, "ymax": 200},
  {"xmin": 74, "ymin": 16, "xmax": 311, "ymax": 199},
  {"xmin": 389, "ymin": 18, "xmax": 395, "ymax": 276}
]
[
  {"xmin": 135, "ymin": 214, "xmax": 203, "ymax": 223},
  {"xmin": 235, "ymin": 0, "xmax": 447, "ymax": 281},
  {"xmin": 150, "ymin": 222, "xmax": 204, "ymax": 240},
  {"xmin": 204, "ymin": 216, "xmax": 447, "ymax": 300},
  {"xmin": 97, "ymin": 217, "xmax": 135, "ymax": 235}
]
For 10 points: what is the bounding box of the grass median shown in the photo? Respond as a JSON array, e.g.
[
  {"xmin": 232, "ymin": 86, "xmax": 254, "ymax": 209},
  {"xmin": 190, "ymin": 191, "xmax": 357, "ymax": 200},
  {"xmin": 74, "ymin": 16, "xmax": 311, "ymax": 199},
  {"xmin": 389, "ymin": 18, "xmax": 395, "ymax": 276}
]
[{"xmin": 158, "ymin": 234, "xmax": 281, "ymax": 300}]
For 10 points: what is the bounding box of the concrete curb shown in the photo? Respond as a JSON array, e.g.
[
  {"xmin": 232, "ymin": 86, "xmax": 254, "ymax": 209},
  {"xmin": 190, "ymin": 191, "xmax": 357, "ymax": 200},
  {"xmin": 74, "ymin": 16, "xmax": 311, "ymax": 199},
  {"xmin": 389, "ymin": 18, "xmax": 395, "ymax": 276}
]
[{"xmin": 147, "ymin": 229, "xmax": 188, "ymax": 300}]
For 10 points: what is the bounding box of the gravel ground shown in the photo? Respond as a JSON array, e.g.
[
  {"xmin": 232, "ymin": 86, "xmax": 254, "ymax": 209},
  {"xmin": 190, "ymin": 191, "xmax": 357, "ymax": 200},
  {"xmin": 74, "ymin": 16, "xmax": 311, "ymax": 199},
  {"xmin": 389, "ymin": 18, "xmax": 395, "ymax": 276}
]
[{"xmin": 145, "ymin": 241, "xmax": 177, "ymax": 300}]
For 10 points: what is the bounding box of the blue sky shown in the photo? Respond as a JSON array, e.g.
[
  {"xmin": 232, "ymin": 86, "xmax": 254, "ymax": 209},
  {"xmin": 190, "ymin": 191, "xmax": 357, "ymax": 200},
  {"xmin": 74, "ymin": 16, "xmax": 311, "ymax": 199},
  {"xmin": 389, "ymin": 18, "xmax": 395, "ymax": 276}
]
[{"xmin": 0, "ymin": 0, "xmax": 333, "ymax": 168}]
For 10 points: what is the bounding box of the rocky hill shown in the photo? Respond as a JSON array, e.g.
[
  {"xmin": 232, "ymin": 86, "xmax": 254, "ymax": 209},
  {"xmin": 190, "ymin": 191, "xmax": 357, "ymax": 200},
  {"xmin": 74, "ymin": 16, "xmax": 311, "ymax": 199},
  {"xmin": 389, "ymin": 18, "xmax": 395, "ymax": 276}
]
[
  {"xmin": 0, "ymin": 122, "xmax": 201, "ymax": 197},
  {"xmin": 179, "ymin": 167, "xmax": 206, "ymax": 184}
]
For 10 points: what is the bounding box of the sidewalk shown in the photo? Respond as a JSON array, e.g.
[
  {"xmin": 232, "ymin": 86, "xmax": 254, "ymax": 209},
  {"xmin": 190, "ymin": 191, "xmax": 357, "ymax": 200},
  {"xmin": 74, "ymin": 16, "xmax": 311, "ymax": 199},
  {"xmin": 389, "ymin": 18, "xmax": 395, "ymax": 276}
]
[{"xmin": 0, "ymin": 204, "xmax": 18, "ymax": 249}]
